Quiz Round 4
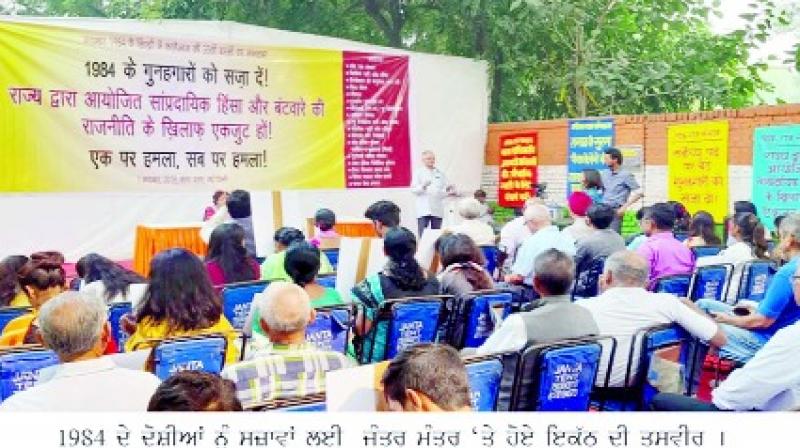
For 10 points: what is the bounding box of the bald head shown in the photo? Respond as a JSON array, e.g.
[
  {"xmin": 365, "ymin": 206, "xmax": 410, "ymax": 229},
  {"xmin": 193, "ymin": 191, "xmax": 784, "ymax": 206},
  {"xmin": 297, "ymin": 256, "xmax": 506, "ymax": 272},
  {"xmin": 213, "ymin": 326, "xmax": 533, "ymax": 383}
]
[
  {"xmin": 38, "ymin": 291, "xmax": 107, "ymax": 361},
  {"xmin": 258, "ymin": 282, "xmax": 313, "ymax": 336},
  {"xmin": 602, "ymin": 251, "xmax": 650, "ymax": 288},
  {"xmin": 523, "ymin": 204, "xmax": 552, "ymax": 231}
]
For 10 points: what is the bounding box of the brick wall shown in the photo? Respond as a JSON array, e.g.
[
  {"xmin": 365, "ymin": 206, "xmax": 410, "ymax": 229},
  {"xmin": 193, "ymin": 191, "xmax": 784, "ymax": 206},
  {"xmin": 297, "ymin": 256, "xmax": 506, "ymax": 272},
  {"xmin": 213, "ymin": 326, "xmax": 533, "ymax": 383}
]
[{"xmin": 483, "ymin": 104, "xmax": 800, "ymax": 209}]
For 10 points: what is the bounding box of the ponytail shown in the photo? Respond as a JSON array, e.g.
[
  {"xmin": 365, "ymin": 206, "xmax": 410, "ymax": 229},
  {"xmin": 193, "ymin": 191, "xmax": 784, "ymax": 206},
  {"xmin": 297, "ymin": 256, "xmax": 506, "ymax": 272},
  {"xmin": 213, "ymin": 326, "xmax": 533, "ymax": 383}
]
[
  {"xmin": 387, "ymin": 253, "xmax": 427, "ymax": 291},
  {"xmin": 736, "ymin": 213, "xmax": 769, "ymax": 260}
]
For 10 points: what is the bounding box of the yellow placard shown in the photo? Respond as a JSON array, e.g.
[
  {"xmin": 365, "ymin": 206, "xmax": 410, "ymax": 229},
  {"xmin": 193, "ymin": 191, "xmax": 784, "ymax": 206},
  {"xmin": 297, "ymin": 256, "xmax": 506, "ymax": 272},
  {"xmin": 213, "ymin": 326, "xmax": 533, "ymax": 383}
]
[{"xmin": 667, "ymin": 121, "xmax": 729, "ymax": 221}]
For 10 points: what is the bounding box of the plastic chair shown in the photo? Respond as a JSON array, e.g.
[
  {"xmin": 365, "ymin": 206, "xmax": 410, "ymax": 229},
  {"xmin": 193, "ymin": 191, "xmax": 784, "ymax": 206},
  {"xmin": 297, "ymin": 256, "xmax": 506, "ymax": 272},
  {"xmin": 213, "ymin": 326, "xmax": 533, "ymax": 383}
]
[
  {"xmin": 691, "ymin": 246, "xmax": 724, "ymax": 258},
  {"xmin": 465, "ymin": 354, "xmax": 504, "ymax": 411},
  {"xmin": 688, "ymin": 264, "xmax": 733, "ymax": 302},
  {"xmin": 497, "ymin": 336, "xmax": 613, "ymax": 411},
  {"xmin": 572, "ymin": 257, "xmax": 606, "ymax": 300},
  {"xmin": 305, "ymin": 304, "xmax": 352, "ymax": 353},
  {"xmin": 0, "ymin": 307, "xmax": 31, "ymax": 334},
  {"xmin": 220, "ymin": 280, "xmax": 270, "ymax": 331},
  {"xmin": 440, "ymin": 291, "xmax": 513, "ymax": 349},
  {"xmin": 361, "ymin": 296, "xmax": 446, "ymax": 363},
  {"xmin": 0, "ymin": 345, "xmax": 59, "ymax": 402},
  {"xmin": 107, "ymin": 302, "xmax": 132, "ymax": 353},
  {"xmin": 653, "ymin": 274, "xmax": 692, "ymax": 297},
  {"xmin": 321, "ymin": 248, "xmax": 339, "ymax": 271},
  {"xmin": 736, "ymin": 261, "xmax": 777, "ymax": 303},
  {"xmin": 673, "ymin": 232, "xmax": 690, "ymax": 242},
  {"xmin": 150, "ymin": 335, "xmax": 227, "ymax": 381},
  {"xmin": 479, "ymin": 246, "xmax": 499, "ymax": 278},
  {"xmin": 316, "ymin": 274, "xmax": 336, "ymax": 289}
]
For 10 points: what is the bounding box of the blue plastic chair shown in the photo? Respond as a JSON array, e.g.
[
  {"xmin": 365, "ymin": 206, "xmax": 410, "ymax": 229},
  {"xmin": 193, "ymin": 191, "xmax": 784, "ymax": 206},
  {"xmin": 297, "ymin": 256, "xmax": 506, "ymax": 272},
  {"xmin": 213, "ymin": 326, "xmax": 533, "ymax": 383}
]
[
  {"xmin": 107, "ymin": 302, "xmax": 133, "ymax": 353},
  {"xmin": 0, "ymin": 307, "xmax": 31, "ymax": 334},
  {"xmin": 462, "ymin": 292, "xmax": 513, "ymax": 348},
  {"xmin": 317, "ymin": 275, "xmax": 336, "ymax": 289},
  {"xmin": 691, "ymin": 246, "xmax": 724, "ymax": 258},
  {"xmin": 501, "ymin": 337, "xmax": 607, "ymax": 411},
  {"xmin": 654, "ymin": 274, "xmax": 692, "ymax": 297},
  {"xmin": 362, "ymin": 296, "xmax": 445, "ymax": 363},
  {"xmin": 736, "ymin": 261, "xmax": 777, "ymax": 303},
  {"xmin": 221, "ymin": 280, "xmax": 269, "ymax": 330},
  {"xmin": 0, "ymin": 346, "xmax": 59, "ymax": 402},
  {"xmin": 572, "ymin": 257, "xmax": 606, "ymax": 300},
  {"xmin": 246, "ymin": 392, "xmax": 326, "ymax": 412},
  {"xmin": 479, "ymin": 246, "xmax": 499, "ymax": 277},
  {"xmin": 305, "ymin": 305, "xmax": 351, "ymax": 353},
  {"xmin": 673, "ymin": 232, "xmax": 690, "ymax": 242},
  {"xmin": 465, "ymin": 356, "xmax": 504, "ymax": 411},
  {"xmin": 151, "ymin": 335, "xmax": 227, "ymax": 381},
  {"xmin": 689, "ymin": 264, "xmax": 733, "ymax": 302},
  {"xmin": 321, "ymin": 248, "xmax": 339, "ymax": 271}
]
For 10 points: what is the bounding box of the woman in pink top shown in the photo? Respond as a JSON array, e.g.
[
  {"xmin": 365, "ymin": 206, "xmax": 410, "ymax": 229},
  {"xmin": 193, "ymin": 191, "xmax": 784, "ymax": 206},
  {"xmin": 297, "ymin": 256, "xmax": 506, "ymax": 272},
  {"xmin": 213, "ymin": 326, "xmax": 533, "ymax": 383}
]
[
  {"xmin": 203, "ymin": 190, "xmax": 228, "ymax": 221},
  {"xmin": 309, "ymin": 208, "xmax": 340, "ymax": 248},
  {"xmin": 205, "ymin": 223, "xmax": 260, "ymax": 291}
]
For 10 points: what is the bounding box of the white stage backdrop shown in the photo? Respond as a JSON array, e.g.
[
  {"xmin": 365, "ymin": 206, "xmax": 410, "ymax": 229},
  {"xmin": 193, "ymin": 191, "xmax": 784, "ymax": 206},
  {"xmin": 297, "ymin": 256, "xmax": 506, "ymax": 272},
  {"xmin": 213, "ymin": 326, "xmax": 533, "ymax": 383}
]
[{"xmin": 0, "ymin": 18, "xmax": 489, "ymax": 261}]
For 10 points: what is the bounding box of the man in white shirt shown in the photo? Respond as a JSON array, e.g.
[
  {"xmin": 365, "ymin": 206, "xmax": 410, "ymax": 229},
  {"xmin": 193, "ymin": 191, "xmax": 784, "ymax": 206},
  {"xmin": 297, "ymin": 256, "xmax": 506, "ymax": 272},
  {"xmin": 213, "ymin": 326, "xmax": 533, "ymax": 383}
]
[
  {"xmin": 576, "ymin": 250, "xmax": 726, "ymax": 387},
  {"xmin": 411, "ymin": 151, "xmax": 453, "ymax": 237},
  {"xmin": 507, "ymin": 204, "xmax": 576, "ymax": 286},
  {"xmin": 497, "ymin": 198, "xmax": 543, "ymax": 272},
  {"xmin": 0, "ymin": 291, "xmax": 161, "ymax": 411},
  {"xmin": 652, "ymin": 321, "xmax": 800, "ymax": 411},
  {"xmin": 476, "ymin": 249, "xmax": 599, "ymax": 355}
]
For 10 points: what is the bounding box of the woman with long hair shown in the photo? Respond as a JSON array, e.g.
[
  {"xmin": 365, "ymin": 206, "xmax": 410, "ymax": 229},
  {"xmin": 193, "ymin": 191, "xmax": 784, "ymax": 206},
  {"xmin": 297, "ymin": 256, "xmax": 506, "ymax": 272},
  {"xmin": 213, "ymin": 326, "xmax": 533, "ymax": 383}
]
[
  {"xmin": 436, "ymin": 233, "xmax": 494, "ymax": 296},
  {"xmin": 581, "ymin": 169, "xmax": 604, "ymax": 204},
  {"xmin": 76, "ymin": 253, "xmax": 147, "ymax": 305},
  {"xmin": 205, "ymin": 223, "xmax": 260, "ymax": 290},
  {"xmin": 685, "ymin": 211, "xmax": 722, "ymax": 248},
  {"xmin": 0, "ymin": 252, "xmax": 66, "ymax": 345},
  {"xmin": 0, "ymin": 255, "xmax": 31, "ymax": 307},
  {"xmin": 697, "ymin": 212, "xmax": 770, "ymax": 301},
  {"xmin": 125, "ymin": 248, "xmax": 238, "ymax": 363},
  {"xmin": 351, "ymin": 227, "xmax": 440, "ymax": 363}
]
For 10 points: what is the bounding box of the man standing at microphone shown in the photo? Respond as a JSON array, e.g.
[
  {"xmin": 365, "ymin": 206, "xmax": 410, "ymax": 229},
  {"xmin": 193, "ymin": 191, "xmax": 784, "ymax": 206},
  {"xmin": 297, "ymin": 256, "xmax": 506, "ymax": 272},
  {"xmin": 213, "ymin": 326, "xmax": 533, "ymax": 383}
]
[{"xmin": 411, "ymin": 150, "xmax": 454, "ymax": 237}]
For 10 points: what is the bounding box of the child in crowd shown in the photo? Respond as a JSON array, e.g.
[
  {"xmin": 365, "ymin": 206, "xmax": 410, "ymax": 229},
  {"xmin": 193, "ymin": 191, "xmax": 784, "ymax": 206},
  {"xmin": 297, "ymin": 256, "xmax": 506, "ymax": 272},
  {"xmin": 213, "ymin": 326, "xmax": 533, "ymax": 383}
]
[{"xmin": 310, "ymin": 208, "xmax": 340, "ymax": 248}]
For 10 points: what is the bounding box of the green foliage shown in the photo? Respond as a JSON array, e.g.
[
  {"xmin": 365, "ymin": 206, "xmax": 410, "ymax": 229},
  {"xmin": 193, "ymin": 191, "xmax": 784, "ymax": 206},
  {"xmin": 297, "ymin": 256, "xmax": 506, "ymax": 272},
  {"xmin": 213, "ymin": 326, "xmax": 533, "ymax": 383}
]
[{"xmin": 9, "ymin": 0, "xmax": 794, "ymax": 121}]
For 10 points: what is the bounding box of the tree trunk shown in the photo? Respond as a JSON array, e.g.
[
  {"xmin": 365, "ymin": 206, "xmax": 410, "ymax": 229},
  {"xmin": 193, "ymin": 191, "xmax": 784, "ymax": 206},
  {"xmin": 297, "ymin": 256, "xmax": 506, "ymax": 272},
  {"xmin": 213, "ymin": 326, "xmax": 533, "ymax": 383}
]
[
  {"xmin": 490, "ymin": 52, "xmax": 504, "ymax": 122},
  {"xmin": 573, "ymin": 21, "xmax": 588, "ymax": 117}
]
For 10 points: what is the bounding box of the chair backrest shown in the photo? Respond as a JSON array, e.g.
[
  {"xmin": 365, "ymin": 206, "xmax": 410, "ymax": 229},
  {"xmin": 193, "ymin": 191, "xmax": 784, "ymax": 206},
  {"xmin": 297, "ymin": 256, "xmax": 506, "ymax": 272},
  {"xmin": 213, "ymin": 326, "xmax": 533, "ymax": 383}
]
[
  {"xmin": 321, "ymin": 248, "xmax": 340, "ymax": 271},
  {"xmin": 653, "ymin": 274, "xmax": 692, "ymax": 297},
  {"xmin": 691, "ymin": 245, "xmax": 724, "ymax": 258},
  {"xmin": 316, "ymin": 274, "xmax": 336, "ymax": 289},
  {"xmin": 572, "ymin": 256, "xmax": 606, "ymax": 300},
  {"xmin": 382, "ymin": 297, "xmax": 445, "ymax": 360},
  {"xmin": 220, "ymin": 280, "xmax": 269, "ymax": 330},
  {"xmin": 0, "ymin": 346, "xmax": 59, "ymax": 402},
  {"xmin": 456, "ymin": 291, "xmax": 513, "ymax": 349},
  {"xmin": 673, "ymin": 231, "xmax": 690, "ymax": 242},
  {"xmin": 621, "ymin": 324, "xmax": 690, "ymax": 409},
  {"xmin": 107, "ymin": 302, "xmax": 133, "ymax": 353},
  {"xmin": 688, "ymin": 264, "xmax": 733, "ymax": 302},
  {"xmin": 152, "ymin": 335, "xmax": 227, "ymax": 381},
  {"xmin": 479, "ymin": 246, "xmax": 499, "ymax": 277},
  {"xmin": 305, "ymin": 304, "xmax": 352, "ymax": 353},
  {"xmin": 508, "ymin": 337, "xmax": 605, "ymax": 411},
  {"xmin": 464, "ymin": 355, "xmax": 504, "ymax": 412},
  {"xmin": 246, "ymin": 392, "xmax": 326, "ymax": 412},
  {"xmin": 0, "ymin": 307, "xmax": 31, "ymax": 334},
  {"xmin": 737, "ymin": 261, "xmax": 777, "ymax": 302}
]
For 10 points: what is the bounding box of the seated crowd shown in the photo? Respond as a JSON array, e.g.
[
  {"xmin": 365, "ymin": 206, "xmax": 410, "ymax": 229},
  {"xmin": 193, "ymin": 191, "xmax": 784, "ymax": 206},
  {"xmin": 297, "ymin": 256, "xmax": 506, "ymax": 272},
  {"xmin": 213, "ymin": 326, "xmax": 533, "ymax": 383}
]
[{"xmin": 1, "ymin": 188, "xmax": 799, "ymax": 413}]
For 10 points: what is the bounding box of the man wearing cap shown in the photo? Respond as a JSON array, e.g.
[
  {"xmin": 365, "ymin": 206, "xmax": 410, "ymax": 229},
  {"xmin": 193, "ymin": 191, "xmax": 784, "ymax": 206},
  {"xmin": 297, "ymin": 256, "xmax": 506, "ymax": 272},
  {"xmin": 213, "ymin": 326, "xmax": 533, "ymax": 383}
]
[{"xmin": 562, "ymin": 191, "xmax": 594, "ymax": 242}]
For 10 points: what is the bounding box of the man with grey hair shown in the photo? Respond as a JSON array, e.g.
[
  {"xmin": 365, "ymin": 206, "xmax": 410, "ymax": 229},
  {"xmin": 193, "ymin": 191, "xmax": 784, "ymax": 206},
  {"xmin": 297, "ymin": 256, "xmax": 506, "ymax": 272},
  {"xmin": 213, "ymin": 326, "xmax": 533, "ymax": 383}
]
[
  {"xmin": 576, "ymin": 250, "xmax": 726, "ymax": 387},
  {"xmin": 498, "ymin": 197, "xmax": 543, "ymax": 271},
  {"xmin": 221, "ymin": 282, "xmax": 353, "ymax": 408},
  {"xmin": 411, "ymin": 150, "xmax": 455, "ymax": 237},
  {"xmin": 444, "ymin": 197, "xmax": 496, "ymax": 245},
  {"xmin": 0, "ymin": 291, "xmax": 160, "ymax": 411},
  {"xmin": 691, "ymin": 212, "xmax": 800, "ymax": 363},
  {"xmin": 475, "ymin": 249, "xmax": 599, "ymax": 355},
  {"xmin": 507, "ymin": 204, "xmax": 575, "ymax": 286}
]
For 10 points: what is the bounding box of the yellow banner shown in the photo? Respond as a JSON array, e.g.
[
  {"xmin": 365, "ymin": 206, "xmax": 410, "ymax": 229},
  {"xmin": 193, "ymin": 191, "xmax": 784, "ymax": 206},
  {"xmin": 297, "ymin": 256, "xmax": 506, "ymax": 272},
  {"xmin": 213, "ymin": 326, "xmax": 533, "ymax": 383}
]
[
  {"xmin": 0, "ymin": 21, "xmax": 410, "ymax": 192},
  {"xmin": 667, "ymin": 121, "xmax": 729, "ymax": 221}
]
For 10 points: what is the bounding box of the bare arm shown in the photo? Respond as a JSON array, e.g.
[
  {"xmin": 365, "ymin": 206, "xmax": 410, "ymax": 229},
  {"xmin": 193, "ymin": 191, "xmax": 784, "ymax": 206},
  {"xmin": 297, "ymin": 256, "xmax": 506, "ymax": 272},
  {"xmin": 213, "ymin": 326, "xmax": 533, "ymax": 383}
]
[{"xmin": 713, "ymin": 311, "xmax": 775, "ymax": 330}]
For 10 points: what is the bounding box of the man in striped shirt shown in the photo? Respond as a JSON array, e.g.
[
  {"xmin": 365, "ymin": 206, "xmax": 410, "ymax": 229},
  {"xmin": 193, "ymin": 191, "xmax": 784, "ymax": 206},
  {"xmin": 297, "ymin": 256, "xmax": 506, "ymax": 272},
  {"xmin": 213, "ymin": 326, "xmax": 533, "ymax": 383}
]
[{"xmin": 221, "ymin": 282, "xmax": 353, "ymax": 408}]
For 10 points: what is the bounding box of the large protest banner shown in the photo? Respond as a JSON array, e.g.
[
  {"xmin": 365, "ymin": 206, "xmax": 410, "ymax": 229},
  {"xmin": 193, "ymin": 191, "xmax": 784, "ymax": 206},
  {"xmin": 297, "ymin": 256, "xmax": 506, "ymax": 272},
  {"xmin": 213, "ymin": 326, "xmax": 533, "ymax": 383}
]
[
  {"xmin": 566, "ymin": 118, "xmax": 614, "ymax": 196},
  {"xmin": 752, "ymin": 125, "xmax": 800, "ymax": 231},
  {"xmin": 0, "ymin": 21, "xmax": 410, "ymax": 192},
  {"xmin": 498, "ymin": 132, "xmax": 538, "ymax": 208},
  {"xmin": 667, "ymin": 121, "xmax": 729, "ymax": 221}
]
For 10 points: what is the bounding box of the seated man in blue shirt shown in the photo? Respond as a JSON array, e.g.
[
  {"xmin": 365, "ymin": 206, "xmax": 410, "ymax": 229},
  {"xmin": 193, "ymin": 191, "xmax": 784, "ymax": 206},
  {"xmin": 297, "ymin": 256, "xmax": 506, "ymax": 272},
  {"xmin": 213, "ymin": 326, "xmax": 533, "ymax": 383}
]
[{"xmin": 692, "ymin": 213, "xmax": 800, "ymax": 363}]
